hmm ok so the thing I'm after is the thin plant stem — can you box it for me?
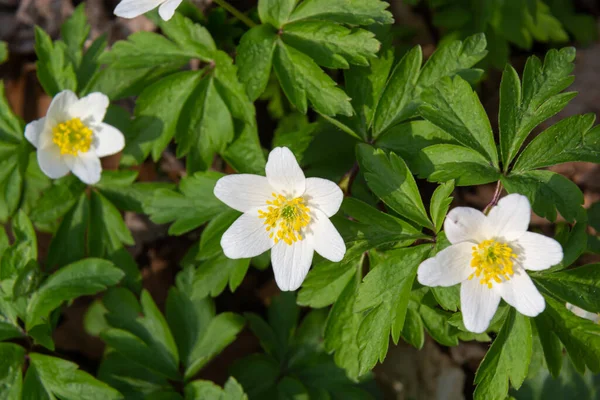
[212,0,256,28]
[483,180,503,215]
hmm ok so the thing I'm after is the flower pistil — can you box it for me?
[258,193,311,245]
[52,117,93,155]
[470,239,516,288]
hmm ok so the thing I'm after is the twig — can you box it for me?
[212,0,256,28]
[483,181,503,215]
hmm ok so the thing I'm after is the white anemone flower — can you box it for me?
[24,90,125,185]
[214,147,346,291]
[114,0,183,21]
[417,194,563,333]
[566,303,600,324]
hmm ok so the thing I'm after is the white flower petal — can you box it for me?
[461,278,501,333]
[444,207,486,244]
[304,177,343,217]
[271,239,314,291]
[265,147,305,197]
[64,152,102,185]
[37,146,69,179]
[214,174,274,213]
[68,93,109,125]
[515,232,563,271]
[221,211,273,259]
[46,90,78,126]
[485,194,530,241]
[24,117,46,148]
[417,242,474,287]
[311,209,345,262]
[114,0,164,18]
[494,269,545,317]
[94,123,125,158]
[158,0,182,20]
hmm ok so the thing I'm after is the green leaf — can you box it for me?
[534,264,600,314]
[144,171,228,235]
[417,144,501,186]
[0,343,25,399]
[356,144,432,229]
[156,13,216,60]
[282,21,380,69]
[46,192,89,267]
[198,210,240,260]
[401,302,424,349]
[29,353,124,400]
[419,75,498,165]
[431,285,461,312]
[192,255,251,298]
[237,24,277,101]
[30,175,86,226]
[419,304,459,347]
[77,34,107,93]
[513,114,600,172]
[498,47,576,168]
[429,180,455,233]
[532,316,563,378]
[96,171,174,213]
[0,82,23,142]
[537,294,600,373]
[273,40,353,117]
[473,309,532,400]
[101,289,180,381]
[342,25,394,139]
[272,114,318,164]
[0,41,7,65]
[26,258,124,330]
[502,170,583,222]
[375,120,459,172]
[417,33,487,90]
[61,3,89,68]
[121,70,203,165]
[371,45,422,136]
[354,246,431,374]
[176,74,234,172]
[185,377,247,400]
[259,0,297,28]
[231,354,280,399]
[34,26,77,95]
[98,31,198,69]
[289,0,393,25]
[88,191,134,258]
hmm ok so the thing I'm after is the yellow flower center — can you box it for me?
[52,118,93,155]
[470,239,516,288]
[258,193,311,245]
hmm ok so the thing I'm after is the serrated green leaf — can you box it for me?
[78,34,107,94]
[0,343,25,399]
[1,211,37,280]
[372,45,422,136]
[430,180,455,233]
[354,246,431,373]
[499,47,576,168]
[432,284,461,312]
[34,27,77,95]
[177,74,234,172]
[282,21,380,69]
[157,13,216,60]
[88,191,134,258]
[192,255,250,298]
[419,303,459,347]
[289,0,393,25]
[532,315,563,378]
[417,144,501,186]
[473,309,532,400]
[26,258,124,330]
[273,40,353,117]
[61,3,89,68]
[534,264,600,314]
[502,170,583,222]
[30,175,86,226]
[29,353,123,400]
[537,294,600,374]
[101,289,180,381]
[513,114,600,172]
[419,75,498,165]
[401,301,425,349]
[122,70,203,165]
[272,113,318,164]
[259,0,297,28]
[144,172,228,235]
[237,24,277,101]
[185,377,247,400]
[357,144,432,228]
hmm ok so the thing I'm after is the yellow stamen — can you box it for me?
[52,118,93,155]
[470,239,516,288]
[258,193,311,246]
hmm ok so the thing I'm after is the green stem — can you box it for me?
[212,0,256,28]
